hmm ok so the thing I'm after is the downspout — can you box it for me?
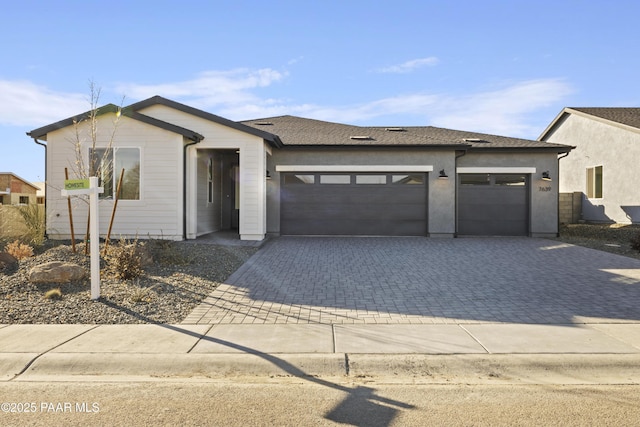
[31,137,48,238]
[453,148,468,237]
[183,137,203,240]
[556,151,571,237]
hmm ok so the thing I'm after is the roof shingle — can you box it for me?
[241,115,571,151]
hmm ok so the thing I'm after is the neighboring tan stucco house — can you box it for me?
[539,108,640,224]
[0,173,40,205]
[28,96,571,241]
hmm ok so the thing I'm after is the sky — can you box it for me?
[1,0,639,183]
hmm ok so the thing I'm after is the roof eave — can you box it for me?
[27,104,122,140]
[128,96,282,147]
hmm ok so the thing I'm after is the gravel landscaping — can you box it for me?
[551,223,640,261]
[1,223,640,324]
[0,240,257,324]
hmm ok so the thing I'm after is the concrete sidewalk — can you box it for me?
[2,323,640,383]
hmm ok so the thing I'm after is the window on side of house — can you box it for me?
[89,147,141,200]
[19,196,29,204]
[586,166,603,199]
[207,157,214,204]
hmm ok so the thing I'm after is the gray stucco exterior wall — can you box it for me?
[457,151,561,237]
[543,113,640,224]
[267,148,561,238]
[268,148,456,236]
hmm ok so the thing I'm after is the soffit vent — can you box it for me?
[350,135,374,140]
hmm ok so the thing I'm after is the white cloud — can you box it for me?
[0,71,572,141]
[228,79,572,138]
[115,68,288,110]
[0,80,87,127]
[376,57,440,74]
[424,79,574,136]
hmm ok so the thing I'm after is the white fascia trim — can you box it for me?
[275,165,434,172]
[456,167,537,174]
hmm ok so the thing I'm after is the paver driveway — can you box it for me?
[183,237,640,325]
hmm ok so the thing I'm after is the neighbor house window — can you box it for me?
[19,196,29,204]
[586,166,603,198]
[89,147,140,200]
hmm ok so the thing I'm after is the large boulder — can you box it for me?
[28,261,87,284]
[0,252,18,274]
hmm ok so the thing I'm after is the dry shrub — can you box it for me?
[44,288,62,300]
[6,240,34,260]
[103,238,144,280]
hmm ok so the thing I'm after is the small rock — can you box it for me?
[28,261,87,284]
[0,252,19,274]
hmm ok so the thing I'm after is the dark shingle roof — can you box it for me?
[241,115,571,152]
[568,107,640,129]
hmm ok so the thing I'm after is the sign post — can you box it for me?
[62,177,104,300]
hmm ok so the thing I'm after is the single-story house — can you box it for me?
[539,107,640,224]
[0,172,40,205]
[28,96,572,241]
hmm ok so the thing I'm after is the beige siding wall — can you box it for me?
[45,113,184,240]
[139,105,267,240]
[545,114,640,223]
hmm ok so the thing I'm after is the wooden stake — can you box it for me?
[64,168,76,253]
[103,168,125,254]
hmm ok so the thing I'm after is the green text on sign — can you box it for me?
[64,179,90,190]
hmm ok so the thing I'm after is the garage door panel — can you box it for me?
[458,174,529,236]
[283,189,424,205]
[458,220,527,236]
[282,204,426,221]
[458,204,528,221]
[283,219,427,236]
[281,173,427,236]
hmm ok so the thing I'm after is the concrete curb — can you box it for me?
[7,352,640,384]
[347,354,640,384]
[13,353,347,382]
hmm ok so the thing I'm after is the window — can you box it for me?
[460,174,490,185]
[90,148,140,200]
[495,175,526,186]
[392,174,424,185]
[586,166,603,198]
[320,175,350,184]
[283,174,315,185]
[207,157,214,204]
[19,196,29,204]
[356,175,386,184]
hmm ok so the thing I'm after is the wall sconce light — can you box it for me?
[438,169,449,180]
[266,170,272,180]
[541,171,552,181]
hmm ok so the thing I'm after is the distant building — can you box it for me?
[0,173,41,205]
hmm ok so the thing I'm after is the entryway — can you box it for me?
[197,149,239,236]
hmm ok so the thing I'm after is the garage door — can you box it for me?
[281,173,427,236]
[458,174,529,236]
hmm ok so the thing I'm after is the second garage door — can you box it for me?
[458,173,529,236]
[281,172,427,236]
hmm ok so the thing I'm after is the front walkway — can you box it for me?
[182,237,640,325]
